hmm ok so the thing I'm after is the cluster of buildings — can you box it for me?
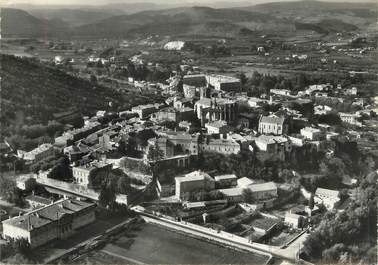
[173,170,278,204]
[3,45,376,254]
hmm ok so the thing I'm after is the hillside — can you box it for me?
[1,8,68,38]
[2,3,374,38]
[27,8,117,26]
[73,6,285,38]
[295,19,359,34]
[0,55,161,136]
[250,1,376,12]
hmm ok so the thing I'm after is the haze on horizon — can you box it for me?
[3,0,372,7]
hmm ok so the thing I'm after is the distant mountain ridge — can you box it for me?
[248,0,376,12]
[27,8,117,26]
[2,1,374,38]
[71,6,287,38]
[1,8,69,37]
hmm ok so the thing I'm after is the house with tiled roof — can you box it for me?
[2,199,96,248]
[258,114,288,135]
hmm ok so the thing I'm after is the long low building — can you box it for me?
[2,199,96,248]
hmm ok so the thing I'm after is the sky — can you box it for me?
[3,0,369,6]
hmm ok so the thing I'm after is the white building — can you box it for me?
[314,105,332,115]
[339,112,362,126]
[199,137,241,155]
[258,114,288,135]
[206,74,241,92]
[254,135,291,155]
[164,41,185,50]
[54,55,64,65]
[284,212,305,229]
[345,87,358,96]
[72,162,112,186]
[300,127,323,141]
[205,120,233,135]
[270,89,291,97]
[248,182,278,200]
[314,188,340,210]
[248,97,267,108]
[175,171,215,201]
[18,144,55,163]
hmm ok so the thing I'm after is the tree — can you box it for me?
[249,71,262,86]
[279,169,295,183]
[10,238,31,258]
[48,156,72,181]
[117,176,130,195]
[303,172,377,264]
[320,157,345,185]
[90,74,97,83]
[242,188,254,203]
[237,72,248,88]
[98,182,116,209]
[0,177,25,207]
[309,193,315,210]
[322,243,346,262]
[147,140,164,162]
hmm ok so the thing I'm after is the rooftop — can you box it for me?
[214,174,237,181]
[25,144,53,156]
[3,199,95,231]
[249,182,277,192]
[25,195,53,205]
[219,187,243,197]
[301,127,321,133]
[256,135,288,144]
[237,177,254,187]
[176,171,212,183]
[260,114,285,125]
[315,187,340,198]
[195,98,236,107]
[206,74,240,83]
[205,120,228,128]
[250,216,280,231]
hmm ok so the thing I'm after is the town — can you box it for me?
[0,1,377,265]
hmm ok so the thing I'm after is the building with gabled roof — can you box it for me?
[315,187,340,210]
[175,171,215,201]
[2,199,96,248]
[248,182,278,200]
[258,114,288,135]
